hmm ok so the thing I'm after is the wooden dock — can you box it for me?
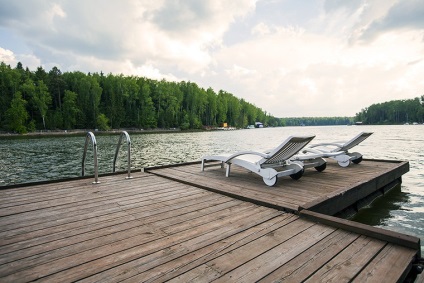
[0,159,421,282]
[148,159,409,215]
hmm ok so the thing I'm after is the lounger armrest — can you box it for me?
[224,151,269,162]
[302,148,346,157]
[293,152,323,160]
[302,148,323,154]
[322,151,345,157]
[309,142,344,148]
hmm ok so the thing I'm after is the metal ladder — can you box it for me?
[113,131,132,179]
[82,132,100,184]
[82,131,132,184]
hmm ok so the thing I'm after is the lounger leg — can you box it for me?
[201,159,205,171]
[226,163,231,177]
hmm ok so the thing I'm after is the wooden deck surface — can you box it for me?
[148,159,409,214]
[0,159,420,282]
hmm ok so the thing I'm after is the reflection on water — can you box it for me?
[0,125,423,250]
[351,185,410,226]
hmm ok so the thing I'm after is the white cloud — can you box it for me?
[252,22,271,35]
[0,0,258,76]
[16,53,42,70]
[46,3,66,23]
[0,0,423,117]
[0,47,15,64]
[129,61,180,82]
[211,12,424,117]
[226,64,257,77]
[0,47,42,70]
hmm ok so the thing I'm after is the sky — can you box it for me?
[1,0,423,118]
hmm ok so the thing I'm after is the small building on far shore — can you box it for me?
[255,122,264,128]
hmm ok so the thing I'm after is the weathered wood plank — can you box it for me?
[164,218,318,282]
[149,167,302,212]
[24,208,281,282]
[304,235,386,283]
[0,185,213,244]
[300,210,421,251]
[0,172,148,199]
[0,202,260,274]
[212,223,336,282]
[138,214,299,283]
[352,244,417,283]
[0,175,173,216]
[259,229,360,282]
[72,213,296,283]
[0,196,237,260]
[0,185,207,233]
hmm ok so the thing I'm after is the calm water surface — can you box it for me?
[0,125,423,249]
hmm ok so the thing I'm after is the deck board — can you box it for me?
[352,244,418,282]
[257,229,360,282]
[0,159,419,282]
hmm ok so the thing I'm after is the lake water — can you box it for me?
[0,125,423,250]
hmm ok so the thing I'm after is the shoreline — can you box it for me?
[0,128,186,138]
[0,127,244,138]
[1,123,421,138]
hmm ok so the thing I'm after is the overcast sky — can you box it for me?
[1,0,423,117]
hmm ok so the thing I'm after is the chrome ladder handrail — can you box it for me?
[113,131,132,179]
[82,131,100,184]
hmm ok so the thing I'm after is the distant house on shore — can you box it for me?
[255,122,264,128]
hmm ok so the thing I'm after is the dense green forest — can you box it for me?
[355,97,424,124]
[1,62,285,133]
[3,62,422,134]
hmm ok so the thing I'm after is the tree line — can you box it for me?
[4,61,419,133]
[355,97,424,124]
[281,117,354,126]
[1,62,283,133]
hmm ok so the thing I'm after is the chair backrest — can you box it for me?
[339,132,373,152]
[261,135,315,166]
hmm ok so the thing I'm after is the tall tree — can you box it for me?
[121,76,140,127]
[205,88,217,126]
[62,90,79,129]
[101,74,125,128]
[48,66,66,110]
[5,91,29,133]
[0,63,14,127]
[32,80,52,129]
[137,78,156,128]
[34,66,47,82]
[217,90,228,125]
[73,74,102,128]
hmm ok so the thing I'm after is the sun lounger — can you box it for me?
[302,132,373,167]
[201,135,315,186]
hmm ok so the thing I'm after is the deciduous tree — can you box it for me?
[5,92,29,133]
